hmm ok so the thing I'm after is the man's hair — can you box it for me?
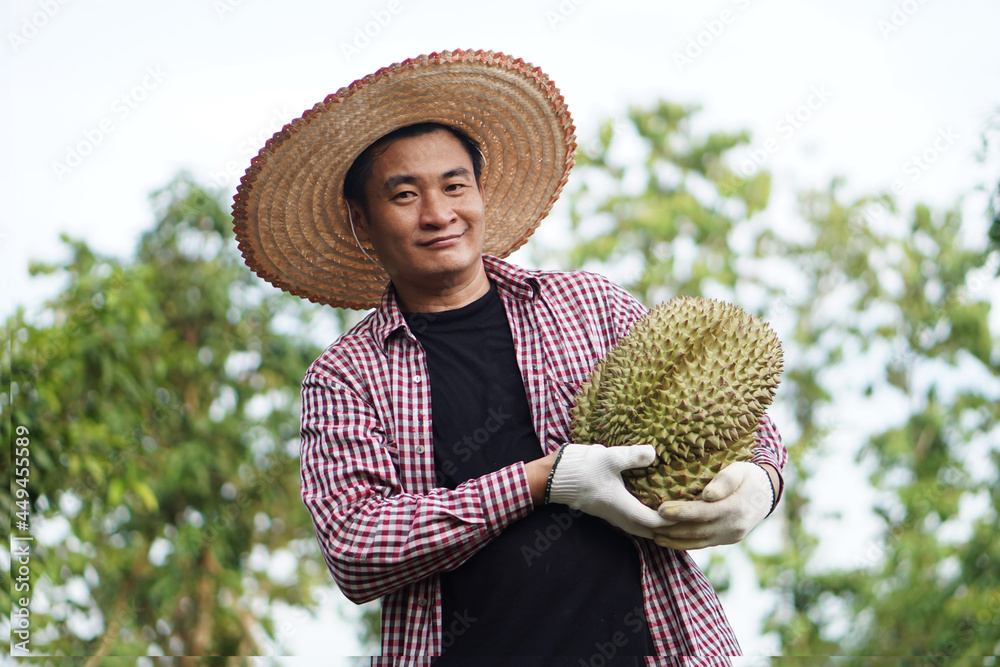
[342,122,484,211]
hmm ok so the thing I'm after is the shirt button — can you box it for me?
[415,445,425,454]
[417,597,428,606]
[414,375,423,383]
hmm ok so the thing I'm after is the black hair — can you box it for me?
[342,123,484,212]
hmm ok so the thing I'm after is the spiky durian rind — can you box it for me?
[569,296,783,507]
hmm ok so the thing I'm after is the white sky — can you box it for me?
[5,0,1000,662]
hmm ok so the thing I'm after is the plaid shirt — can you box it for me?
[300,256,787,665]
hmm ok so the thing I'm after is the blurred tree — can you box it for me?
[553,100,771,305]
[560,101,1000,660]
[2,174,351,661]
[982,109,1000,261]
[990,189,999,255]
[753,191,999,662]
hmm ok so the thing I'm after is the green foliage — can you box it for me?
[564,101,770,304]
[4,174,336,659]
[753,187,999,660]
[563,101,1000,660]
[982,110,1000,263]
[989,182,1000,258]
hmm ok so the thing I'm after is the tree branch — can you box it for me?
[191,546,218,655]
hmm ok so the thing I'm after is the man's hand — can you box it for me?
[548,444,673,539]
[653,461,775,550]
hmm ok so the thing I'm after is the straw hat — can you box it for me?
[232,49,577,309]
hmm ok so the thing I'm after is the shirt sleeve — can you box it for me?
[750,414,787,505]
[606,278,650,343]
[299,368,535,604]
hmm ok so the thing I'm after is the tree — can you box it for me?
[981,108,1000,260]
[3,174,345,661]
[559,101,1000,660]
[755,190,999,661]
[553,100,771,306]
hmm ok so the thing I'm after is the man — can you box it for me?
[232,50,786,665]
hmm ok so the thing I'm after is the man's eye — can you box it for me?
[446,183,466,192]
[393,191,415,200]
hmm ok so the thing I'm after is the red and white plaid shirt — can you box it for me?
[300,256,787,665]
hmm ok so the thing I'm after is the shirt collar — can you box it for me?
[482,254,540,302]
[368,255,540,349]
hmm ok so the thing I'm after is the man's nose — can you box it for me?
[419,190,455,226]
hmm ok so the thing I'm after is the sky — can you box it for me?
[5,0,1000,661]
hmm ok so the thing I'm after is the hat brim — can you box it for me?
[231,49,577,309]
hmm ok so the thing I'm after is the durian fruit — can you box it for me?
[569,296,783,507]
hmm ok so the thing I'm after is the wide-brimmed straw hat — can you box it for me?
[231,49,577,310]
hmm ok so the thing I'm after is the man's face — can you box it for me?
[350,129,487,295]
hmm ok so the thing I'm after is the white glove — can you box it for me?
[548,444,673,539]
[653,461,775,550]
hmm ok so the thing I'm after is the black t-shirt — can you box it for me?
[403,282,654,663]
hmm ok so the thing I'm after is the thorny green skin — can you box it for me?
[569,296,784,506]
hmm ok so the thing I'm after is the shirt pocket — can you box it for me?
[544,371,589,448]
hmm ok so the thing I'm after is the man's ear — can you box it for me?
[347,200,370,242]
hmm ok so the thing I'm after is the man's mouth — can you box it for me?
[420,233,463,247]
